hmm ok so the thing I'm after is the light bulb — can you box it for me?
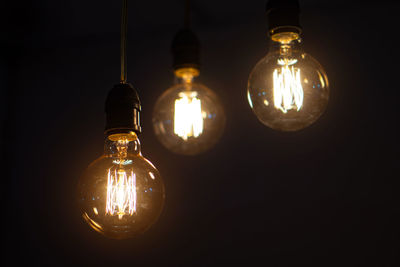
[153,68,225,155]
[247,33,329,131]
[77,132,165,239]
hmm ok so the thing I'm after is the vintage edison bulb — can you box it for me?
[153,68,225,155]
[77,132,165,239]
[247,33,329,131]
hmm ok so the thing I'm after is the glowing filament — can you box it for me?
[174,93,203,140]
[273,59,304,113]
[106,169,137,219]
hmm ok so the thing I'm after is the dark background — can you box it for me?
[2,0,399,266]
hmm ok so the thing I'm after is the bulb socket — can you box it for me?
[266,0,302,37]
[104,83,141,135]
[171,28,200,71]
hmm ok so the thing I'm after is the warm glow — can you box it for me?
[106,168,137,219]
[174,67,200,81]
[273,59,303,113]
[174,92,204,140]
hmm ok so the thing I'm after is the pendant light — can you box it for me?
[152,0,226,155]
[77,0,165,239]
[247,0,329,131]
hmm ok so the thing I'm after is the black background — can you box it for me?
[2,0,399,266]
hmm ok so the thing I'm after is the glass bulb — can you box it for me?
[153,68,225,155]
[247,33,329,131]
[77,132,165,239]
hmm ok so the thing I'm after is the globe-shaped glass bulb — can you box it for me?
[153,68,225,155]
[247,35,329,131]
[77,132,165,239]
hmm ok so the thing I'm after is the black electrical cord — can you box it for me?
[184,0,191,28]
[120,0,128,84]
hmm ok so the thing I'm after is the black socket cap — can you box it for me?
[104,83,141,134]
[171,28,200,70]
[266,0,302,35]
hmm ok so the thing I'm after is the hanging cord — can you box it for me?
[184,0,190,28]
[120,0,128,84]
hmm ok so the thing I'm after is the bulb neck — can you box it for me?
[269,38,302,56]
[104,132,141,157]
[174,67,199,85]
[270,31,301,45]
